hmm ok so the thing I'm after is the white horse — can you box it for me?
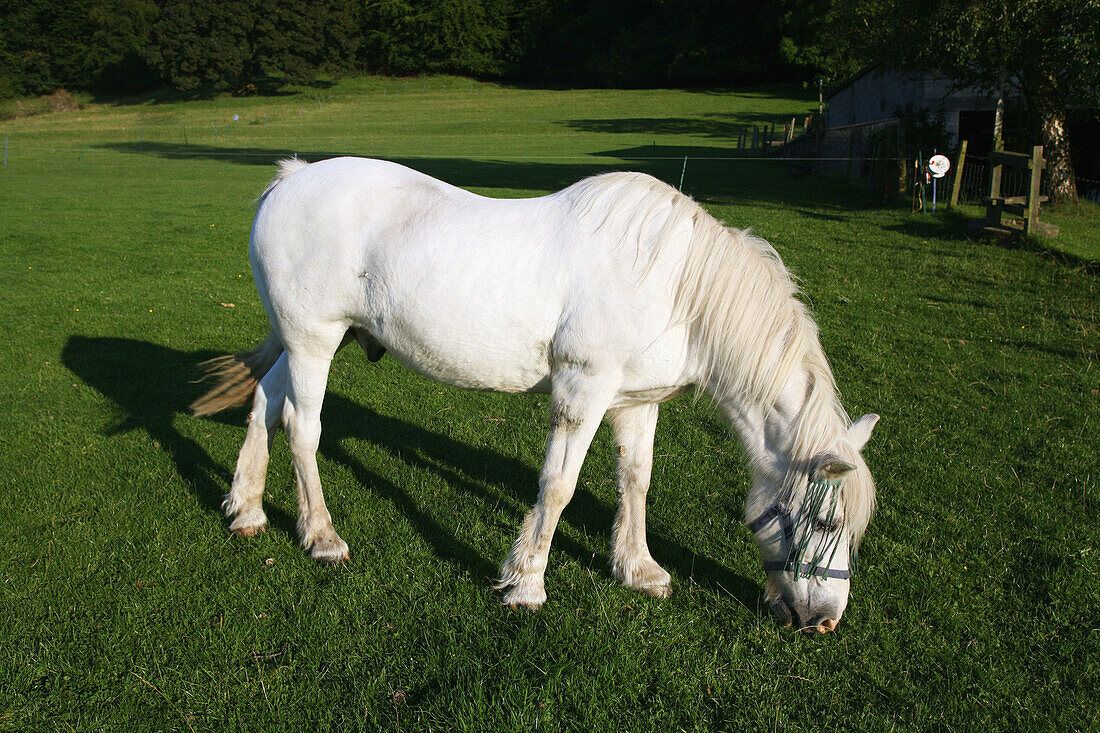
[193,157,879,634]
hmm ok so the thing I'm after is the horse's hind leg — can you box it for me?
[283,328,349,563]
[607,403,671,598]
[224,352,288,536]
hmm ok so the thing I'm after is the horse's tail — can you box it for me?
[259,157,309,199]
[190,333,284,417]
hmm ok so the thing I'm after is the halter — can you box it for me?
[746,478,851,580]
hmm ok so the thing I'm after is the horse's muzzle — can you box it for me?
[768,598,839,634]
[801,615,839,635]
[768,598,794,627]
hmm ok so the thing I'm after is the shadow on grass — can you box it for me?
[61,335,763,611]
[886,210,1099,274]
[561,111,793,138]
[100,140,869,212]
[87,78,338,108]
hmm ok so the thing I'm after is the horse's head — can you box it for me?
[747,413,879,634]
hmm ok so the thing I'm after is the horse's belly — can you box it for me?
[361,278,557,393]
[382,327,553,393]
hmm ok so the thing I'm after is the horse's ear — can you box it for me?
[814,456,855,482]
[848,413,880,452]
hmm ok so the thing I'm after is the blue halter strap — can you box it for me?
[746,479,851,581]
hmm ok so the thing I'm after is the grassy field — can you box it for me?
[1,76,1097,731]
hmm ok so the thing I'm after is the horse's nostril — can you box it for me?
[802,616,838,634]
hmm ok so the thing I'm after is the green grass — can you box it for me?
[1,76,1097,731]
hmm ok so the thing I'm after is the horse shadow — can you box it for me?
[61,335,763,611]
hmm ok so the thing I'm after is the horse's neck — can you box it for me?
[716,367,821,510]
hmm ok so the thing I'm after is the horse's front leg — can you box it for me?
[497,372,617,610]
[224,351,288,536]
[607,402,671,598]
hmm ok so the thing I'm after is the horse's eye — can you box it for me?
[815,519,839,533]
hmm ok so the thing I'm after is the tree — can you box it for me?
[0,0,158,98]
[358,0,510,77]
[145,0,356,93]
[0,0,95,96]
[775,0,864,85]
[86,0,159,92]
[508,0,797,88]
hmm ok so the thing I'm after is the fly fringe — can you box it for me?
[190,333,284,417]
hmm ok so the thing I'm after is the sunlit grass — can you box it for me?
[0,77,1096,731]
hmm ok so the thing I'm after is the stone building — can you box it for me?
[824,64,1006,154]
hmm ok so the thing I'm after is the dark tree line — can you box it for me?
[0,0,813,98]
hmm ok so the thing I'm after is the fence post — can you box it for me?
[3,137,6,166]
[949,139,968,208]
[1026,145,1044,236]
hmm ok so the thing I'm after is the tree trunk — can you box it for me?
[992,73,1005,153]
[1039,106,1078,205]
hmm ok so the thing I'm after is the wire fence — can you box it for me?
[778,119,903,203]
[5,120,1098,206]
[778,120,1093,208]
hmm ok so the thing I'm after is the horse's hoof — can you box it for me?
[638,582,672,599]
[507,601,541,612]
[501,584,546,611]
[616,559,672,598]
[310,537,350,564]
[229,511,268,537]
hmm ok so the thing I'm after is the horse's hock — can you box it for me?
[969,145,1059,239]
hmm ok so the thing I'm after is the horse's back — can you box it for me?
[249,158,692,393]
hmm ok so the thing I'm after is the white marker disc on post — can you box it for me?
[928,154,951,178]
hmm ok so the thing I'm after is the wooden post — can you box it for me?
[1026,145,1043,236]
[988,155,1003,204]
[949,139,968,208]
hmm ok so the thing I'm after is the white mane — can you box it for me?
[563,172,876,542]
